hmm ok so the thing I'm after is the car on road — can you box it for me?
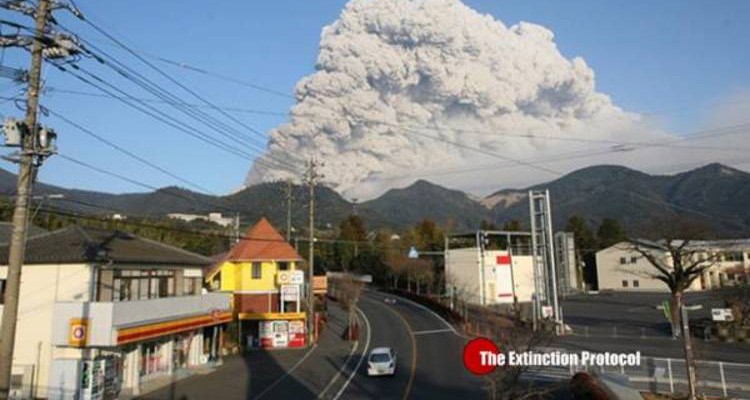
[367,347,396,376]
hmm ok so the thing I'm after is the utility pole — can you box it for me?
[286,179,293,241]
[0,0,52,396]
[304,159,320,346]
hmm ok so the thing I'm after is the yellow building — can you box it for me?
[206,218,306,348]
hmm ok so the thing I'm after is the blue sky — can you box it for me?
[1,0,749,195]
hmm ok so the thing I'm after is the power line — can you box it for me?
[47,21,300,172]
[45,106,216,194]
[44,87,288,117]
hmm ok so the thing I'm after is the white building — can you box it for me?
[167,212,235,228]
[445,231,536,306]
[0,226,231,399]
[596,240,750,292]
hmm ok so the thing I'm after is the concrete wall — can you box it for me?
[446,247,481,304]
[0,263,92,398]
[446,248,536,305]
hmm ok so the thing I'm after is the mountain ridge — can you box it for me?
[1,163,748,236]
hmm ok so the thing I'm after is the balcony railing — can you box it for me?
[51,293,231,347]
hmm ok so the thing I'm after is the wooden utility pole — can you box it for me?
[305,159,319,346]
[681,304,697,400]
[286,179,293,241]
[0,0,52,397]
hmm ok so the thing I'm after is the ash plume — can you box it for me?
[246,0,664,198]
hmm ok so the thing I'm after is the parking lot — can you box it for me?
[561,290,732,338]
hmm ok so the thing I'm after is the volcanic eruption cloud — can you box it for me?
[245,0,671,199]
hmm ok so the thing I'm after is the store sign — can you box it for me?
[69,318,89,347]
[711,308,734,322]
[290,270,304,285]
[281,284,300,302]
[278,270,304,285]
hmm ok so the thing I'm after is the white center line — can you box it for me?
[412,328,454,336]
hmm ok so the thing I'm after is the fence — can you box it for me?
[530,355,750,399]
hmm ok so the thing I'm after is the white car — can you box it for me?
[367,347,397,376]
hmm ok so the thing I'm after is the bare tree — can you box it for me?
[336,274,363,340]
[470,307,559,400]
[627,220,717,400]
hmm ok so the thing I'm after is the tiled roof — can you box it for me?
[0,225,211,266]
[226,217,302,262]
[0,222,47,244]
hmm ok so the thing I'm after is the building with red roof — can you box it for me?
[206,218,307,348]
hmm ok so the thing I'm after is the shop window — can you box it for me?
[278,261,289,271]
[252,262,262,279]
[622,280,628,288]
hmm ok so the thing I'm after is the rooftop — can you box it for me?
[0,225,212,266]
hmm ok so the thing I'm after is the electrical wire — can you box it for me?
[45,106,216,194]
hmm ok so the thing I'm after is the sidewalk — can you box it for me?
[137,301,361,400]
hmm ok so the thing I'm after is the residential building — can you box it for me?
[0,226,231,399]
[205,218,306,349]
[445,231,536,306]
[596,240,750,291]
[166,212,235,228]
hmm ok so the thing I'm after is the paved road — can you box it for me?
[140,291,484,400]
[337,290,483,400]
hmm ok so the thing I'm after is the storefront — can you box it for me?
[238,312,307,349]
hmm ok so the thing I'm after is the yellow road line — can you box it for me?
[372,297,417,400]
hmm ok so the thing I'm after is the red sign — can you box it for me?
[496,255,512,265]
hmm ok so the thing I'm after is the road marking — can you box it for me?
[318,310,366,399]
[332,307,371,400]
[366,289,459,337]
[412,328,454,336]
[375,297,418,400]
[251,343,317,400]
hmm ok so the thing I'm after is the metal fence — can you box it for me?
[531,356,750,399]
[568,324,670,339]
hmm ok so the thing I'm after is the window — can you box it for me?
[278,261,289,271]
[630,256,637,264]
[633,280,639,288]
[183,277,201,295]
[0,279,5,304]
[112,269,176,302]
[252,262,262,279]
[619,257,627,265]
[622,280,629,288]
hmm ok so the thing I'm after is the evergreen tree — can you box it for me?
[597,218,627,249]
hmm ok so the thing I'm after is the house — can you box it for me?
[596,240,750,291]
[167,212,235,228]
[0,225,232,399]
[205,218,306,349]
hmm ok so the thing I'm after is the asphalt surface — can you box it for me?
[139,291,485,400]
[340,290,484,400]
